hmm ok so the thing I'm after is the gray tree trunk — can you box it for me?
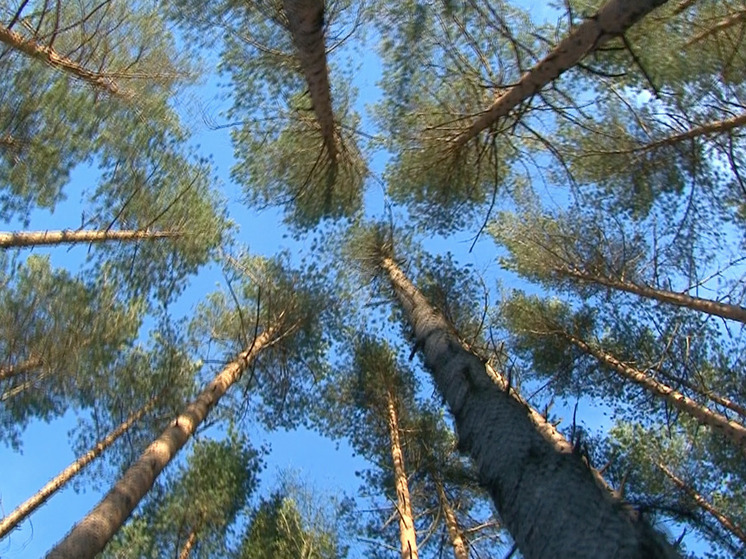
[378,254,678,559]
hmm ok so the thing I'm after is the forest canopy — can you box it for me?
[0,0,745,558]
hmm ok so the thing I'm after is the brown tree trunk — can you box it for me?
[378,254,677,558]
[46,330,274,559]
[282,0,339,162]
[452,0,668,149]
[0,229,179,249]
[564,268,746,324]
[0,393,161,539]
[177,528,199,559]
[656,461,746,545]
[386,388,419,559]
[433,477,468,559]
[564,333,746,454]
[0,24,131,98]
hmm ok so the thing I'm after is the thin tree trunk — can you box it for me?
[452,0,668,149]
[46,330,274,559]
[604,112,746,155]
[564,333,746,454]
[0,392,161,539]
[378,255,677,558]
[562,268,746,324]
[0,356,43,381]
[433,477,468,559]
[386,388,419,559]
[282,0,339,162]
[177,528,199,559]
[656,461,746,545]
[686,9,746,45]
[0,229,180,249]
[0,24,131,98]
[651,365,746,419]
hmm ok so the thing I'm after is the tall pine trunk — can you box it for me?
[0,392,160,539]
[563,268,746,324]
[386,387,419,559]
[0,357,42,382]
[46,330,274,559]
[433,477,468,559]
[0,24,130,97]
[0,229,179,249]
[564,332,746,454]
[377,254,676,558]
[452,0,668,149]
[282,0,338,162]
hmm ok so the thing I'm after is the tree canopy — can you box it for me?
[1,0,744,558]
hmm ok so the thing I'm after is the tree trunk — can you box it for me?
[433,477,468,559]
[0,229,179,249]
[177,527,199,559]
[386,388,419,559]
[656,461,746,545]
[564,333,746,454]
[686,9,746,45]
[0,392,161,539]
[46,330,274,559]
[586,112,746,156]
[0,357,43,381]
[452,0,668,149]
[0,24,131,98]
[378,254,677,559]
[563,268,746,324]
[282,0,339,162]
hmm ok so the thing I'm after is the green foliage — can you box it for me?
[0,255,143,449]
[0,0,194,222]
[237,487,346,559]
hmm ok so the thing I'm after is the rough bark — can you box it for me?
[46,330,274,559]
[563,268,746,324]
[656,461,746,545]
[378,255,677,559]
[0,393,160,539]
[0,24,131,98]
[564,333,746,454]
[434,477,468,559]
[452,0,669,149]
[0,229,179,249]
[282,0,339,162]
[386,388,419,559]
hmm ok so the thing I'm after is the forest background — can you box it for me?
[0,0,744,558]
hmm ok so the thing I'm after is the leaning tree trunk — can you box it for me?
[0,392,161,539]
[377,254,677,559]
[433,477,468,559]
[0,24,131,97]
[564,332,746,455]
[452,0,669,149]
[0,357,43,382]
[46,330,275,559]
[656,461,746,546]
[386,387,419,559]
[563,268,746,324]
[282,0,339,162]
[0,229,179,249]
